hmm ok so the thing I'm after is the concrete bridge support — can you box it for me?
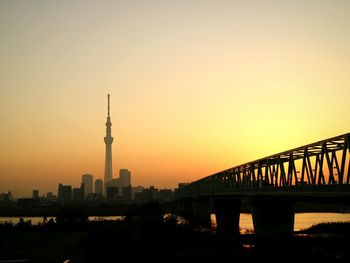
[214,198,241,236]
[252,198,295,237]
[191,198,212,227]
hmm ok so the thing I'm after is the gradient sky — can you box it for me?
[0,0,349,197]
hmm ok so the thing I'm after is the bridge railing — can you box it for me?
[175,133,350,199]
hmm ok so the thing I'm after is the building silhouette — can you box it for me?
[107,186,119,200]
[94,179,103,195]
[72,187,83,202]
[104,94,113,195]
[107,169,132,196]
[46,192,54,200]
[58,183,72,203]
[119,169,131,188]
[82,174,93,197]
[158,189,173,201]
[132,186,144,200]
[122,185,132,200]
[135,186,158,201]
[32,190,39,199]
[0,192,14,204]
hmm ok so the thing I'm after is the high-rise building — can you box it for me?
[119,169,131,188]
[82,174,93,197]
[95,179,103,195]
[104,94,113,194]
[58,183,72,203]
[32,190,39,199]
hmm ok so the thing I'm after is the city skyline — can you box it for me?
[1,1,350,197]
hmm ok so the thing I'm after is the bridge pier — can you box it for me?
[252,198,295,237]
[214,198,241,236]
[191,198,212,227]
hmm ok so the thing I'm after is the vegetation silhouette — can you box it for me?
[81,201,243,263]
[300,222,350,234]
[55,205,88,226]
[0,203,349,262]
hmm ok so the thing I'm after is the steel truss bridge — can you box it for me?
[176,133,350,199]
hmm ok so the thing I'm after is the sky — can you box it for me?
[0,0,349,197]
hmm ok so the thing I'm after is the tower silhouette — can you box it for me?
[104,94,113,194]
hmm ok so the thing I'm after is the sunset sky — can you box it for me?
[1,0,349,197]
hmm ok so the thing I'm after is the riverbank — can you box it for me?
[0,214,349,263]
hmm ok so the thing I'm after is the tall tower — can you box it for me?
[104,94,113,193]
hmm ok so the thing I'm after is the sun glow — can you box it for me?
[0,1,349,196]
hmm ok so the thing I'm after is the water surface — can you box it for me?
[1,213,349,233]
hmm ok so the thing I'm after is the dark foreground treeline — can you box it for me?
[0,202,349,263]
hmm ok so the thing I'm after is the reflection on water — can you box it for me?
[0,216,124,225]
[294,213,350,231]
[210,213,350,233]
[0,213,349,232]
[0,217,54,225]
[211,213,254,234]
[88,216,124,221]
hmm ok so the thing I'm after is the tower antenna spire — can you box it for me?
[108,94,110,117]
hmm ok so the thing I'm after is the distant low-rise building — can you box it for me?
[135,186,158,201]
[72,187,84,202]
[87,193,104,202]
[0,192,14,204]
[43,192,57,203]
[132,186,144,200]
[122,185,132,200]
[17,198,39,207]
[157,189,173,201]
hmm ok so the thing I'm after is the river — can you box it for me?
[221,212,350,233]
[1,213,349,232]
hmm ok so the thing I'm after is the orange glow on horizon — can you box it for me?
[0,1,349,197]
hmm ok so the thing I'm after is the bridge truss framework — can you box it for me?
[178,133,350,198]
